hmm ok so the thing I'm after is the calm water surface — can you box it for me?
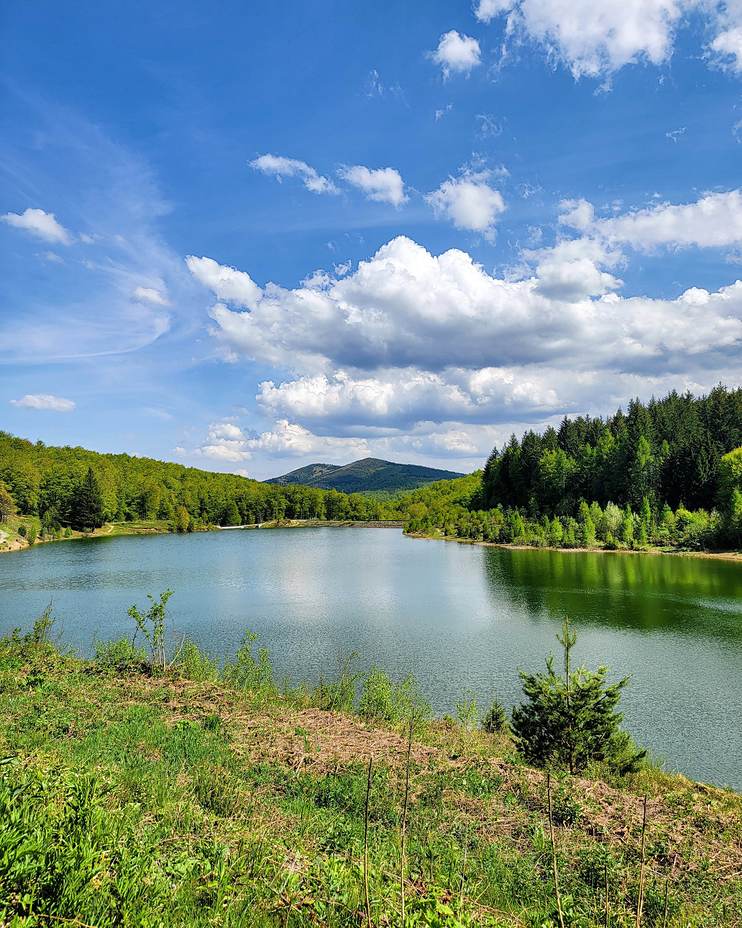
[0,528,740,788]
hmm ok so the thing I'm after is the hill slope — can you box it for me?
[1,628,739,926]
[266,457,465,493]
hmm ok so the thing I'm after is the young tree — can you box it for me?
[128,589,175,672]
[511,620,645,776]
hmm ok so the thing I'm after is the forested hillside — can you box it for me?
[400,387,742,551]
[483,386,741,513]
[267,457,465,493]
[0,432,388,536]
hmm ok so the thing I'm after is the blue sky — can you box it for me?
[2,1,741,478]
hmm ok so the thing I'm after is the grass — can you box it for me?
[0,626,740,927]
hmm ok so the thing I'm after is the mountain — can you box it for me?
[265,463,341,486]
[265,457,465,494]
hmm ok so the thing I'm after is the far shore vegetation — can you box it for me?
[1,386,741,557]
[1,594,740,926]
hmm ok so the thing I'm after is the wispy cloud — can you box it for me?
[10,393,75,412]
[249,153,338,194]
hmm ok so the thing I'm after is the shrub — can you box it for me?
[358,667,430,724]
[511,620,645,776]
[94,637,147,673]
[174,639,218,682]
[17,524,27,538]
[482,698,509,734]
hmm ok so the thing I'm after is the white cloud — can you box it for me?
[426,172,506,239]
[195,418,369,463]
[338,165,407,207]
[560,190,742,250]
[474,0,515,23]
[431,31,482,77]
[2,208,73,244]
[244,420,368,457]
[709,0,742,72]
[509,0,684,78]
[712,26,742,69]
[532,237,623,300]
[249,153,338,194]
[133,285,170,306]
[258,367,562,429]
[475,0,742,79]
[10,393,75,412]
[197,421,252,462]
[186,255,262,309]
[207,234,742,383]
[558,198,595,231]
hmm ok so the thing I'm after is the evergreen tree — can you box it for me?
[71,467,105,530]
[511,621,645,775]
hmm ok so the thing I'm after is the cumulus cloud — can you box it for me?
[245,420,368,457]
[10,393,75,412]
[207,234,742,380]
[532,237,623,300]
[186,255,262,309]
[133,286,170,306]
[196,421,252,462]
[2,208,73,244]
[195,418,369,463]
[426,172,506,239]
[257,368,562,429]
[192,181,742,453]
[338,165,407,207]
[560,190,742,250]
[475,0,742,79]
[249,153,338,194]
[431,30,482,77]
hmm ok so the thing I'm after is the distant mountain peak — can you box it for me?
[265,457,465,494]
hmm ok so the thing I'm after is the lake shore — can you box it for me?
[1,632,740,925]
[0,517,405,554]
[405,530,742,562]
[2,516,739,562]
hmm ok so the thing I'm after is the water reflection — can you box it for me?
[484,546,742,639]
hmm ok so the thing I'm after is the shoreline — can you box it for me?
[1,517,739,562]
[405,530,742,563]
[222,518,404,530]
[0,518,405,554]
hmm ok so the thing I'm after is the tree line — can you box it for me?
[399,386,742,550]
[0,432,389,534]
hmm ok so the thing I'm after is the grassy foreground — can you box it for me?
[0,629,740,927]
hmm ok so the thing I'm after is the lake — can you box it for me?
[0,527,740,789]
